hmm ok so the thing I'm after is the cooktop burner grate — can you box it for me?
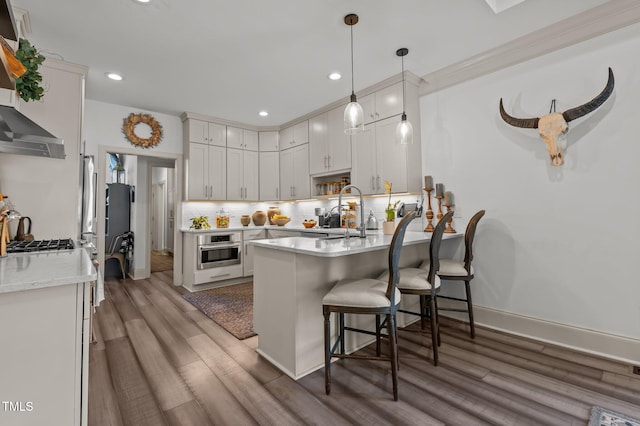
[6,239,75,253]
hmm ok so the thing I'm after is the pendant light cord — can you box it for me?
[401,54,406,114]
[350,24,355,96]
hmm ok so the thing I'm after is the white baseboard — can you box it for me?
[129,268,149,281]
[441,304,640,365]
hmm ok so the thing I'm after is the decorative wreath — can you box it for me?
[122,113,163,148]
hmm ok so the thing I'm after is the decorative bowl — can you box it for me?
[273,217,291,227]
[302,221,317,229]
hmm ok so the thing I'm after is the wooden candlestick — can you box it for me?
[424,188,435,232]
[444,205,456,233]
[436,195,444,224]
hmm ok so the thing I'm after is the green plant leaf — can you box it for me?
[15,38,46,102]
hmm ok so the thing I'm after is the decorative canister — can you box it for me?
[240,215,251,226]
[252,210,267,226]
[267,206,281,225]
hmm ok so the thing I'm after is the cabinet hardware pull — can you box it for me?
[276,187,279,199]
[376,176,381,191]
[328,155,331,169]
[371,176,375,191]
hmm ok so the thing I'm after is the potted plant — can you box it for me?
[383,181,400,235]
[15,38,46,102]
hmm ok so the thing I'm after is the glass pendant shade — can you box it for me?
[344,96,364,135]
[396,113,413,145]
[395,47,413,144]
[343,14,363,135]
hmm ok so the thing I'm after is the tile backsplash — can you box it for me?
[181,193,434,232]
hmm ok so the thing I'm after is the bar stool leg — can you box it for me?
[324,309,331,395]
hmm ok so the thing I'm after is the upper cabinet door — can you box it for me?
[226,147,244,200]
[327,105,351,172]
[259,151,279,200]
[259,131,279,152]
[351,125,376,195]
[359,93,376,125]
[243,150,259,200]
[279,126,293,149]
[208,122,226,147]
[243,129,259,151]
[226,126,244,150]
[208,145,227,199]
[187,142,209,200]
[292,121,309,147]
[374,82,403,122]
[375,116,407,193]
[308,113,328,175]
[187,119,208,144]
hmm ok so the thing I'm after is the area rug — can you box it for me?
[182,282,256,340]
[588,406,640,426]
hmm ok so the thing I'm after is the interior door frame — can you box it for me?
[97,145,183,286]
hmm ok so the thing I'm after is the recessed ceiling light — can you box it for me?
[106,72,123,81]
[328,72,341,81]
[259,111,269,117]
[133,0,151,4]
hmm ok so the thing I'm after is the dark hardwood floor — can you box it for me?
[89,272,640,425]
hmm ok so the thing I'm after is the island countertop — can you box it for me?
[249,231,462,258]
[0,248,97,294]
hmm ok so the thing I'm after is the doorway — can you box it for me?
[150,166,175,273]
[96,145,183,285]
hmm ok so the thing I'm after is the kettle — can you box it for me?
[366,210,379,230]
[15,217,33,241]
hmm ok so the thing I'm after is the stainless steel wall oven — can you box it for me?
[197,232,241,270]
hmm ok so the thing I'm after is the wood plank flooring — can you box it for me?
[89,272,640,425]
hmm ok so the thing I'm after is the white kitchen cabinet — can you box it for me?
[226,127,258,151]
[227,148,259,201]
[187,119,226,146]
[187,142,226,200]
[309,105,351,175]
[259,151,280,200]
[280,120,309,149]
[351,116,407,195]
[243,129,259,151]
[280,144,310,200]
[0,282,90,426]
[259,131,279,151]
[360,81,403,125]
[309,113,328,175]
[226,126,243,149]
[243,229,266,276]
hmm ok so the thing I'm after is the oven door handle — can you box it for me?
[199,243,240,250]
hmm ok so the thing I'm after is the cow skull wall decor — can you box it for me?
[499,68,614,166]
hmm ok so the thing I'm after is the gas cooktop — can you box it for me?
[6,239,75,253]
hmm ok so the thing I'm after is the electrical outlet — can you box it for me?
[633,366,640,375]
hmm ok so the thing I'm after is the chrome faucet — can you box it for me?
[338,185,366,238]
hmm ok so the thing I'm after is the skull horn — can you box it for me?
[499,99,539,129]
[562,67,615,122]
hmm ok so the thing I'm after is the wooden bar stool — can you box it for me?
[379,210,452,366]
[322,212,416,401]
[431,209,485,338]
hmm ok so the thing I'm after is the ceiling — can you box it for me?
[13,0,608,127]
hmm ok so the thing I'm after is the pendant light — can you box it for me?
[395,48,413,144]
[343,13,364,135]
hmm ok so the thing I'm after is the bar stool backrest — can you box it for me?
[426,210,454,285]
[463,210,486,272]
[386,211,416,306]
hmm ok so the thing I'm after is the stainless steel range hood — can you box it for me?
[0,105,65,159]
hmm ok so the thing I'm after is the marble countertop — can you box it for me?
[0,248,98,294]
[250,231,462,258]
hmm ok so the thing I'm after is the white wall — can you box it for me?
[420,22,640,357]
[84,100,182,157]
[85,100,182,280]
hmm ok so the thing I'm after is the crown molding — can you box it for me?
[419,0,640,96]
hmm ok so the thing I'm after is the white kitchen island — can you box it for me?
[0,248,97,426]
[251,230,461,380]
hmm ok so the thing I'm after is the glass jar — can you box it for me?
[316,183,325,196]
[216,208,230,228]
